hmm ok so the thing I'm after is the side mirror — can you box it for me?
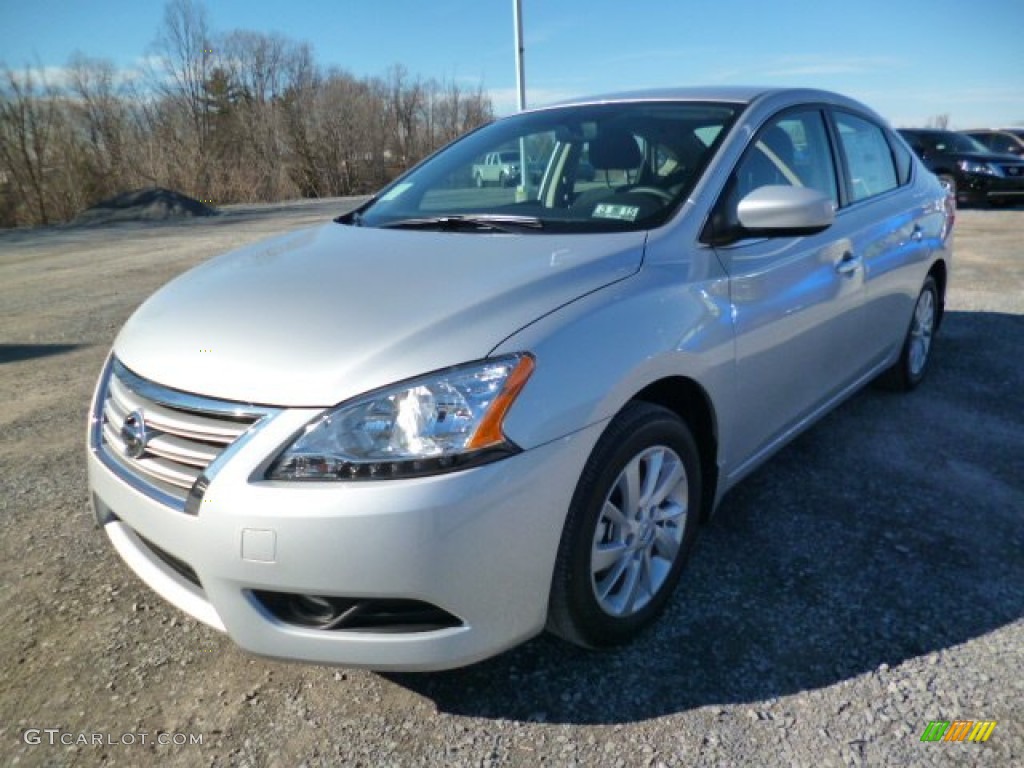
[736,185,836,236]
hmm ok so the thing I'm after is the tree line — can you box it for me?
[0,0,494,228]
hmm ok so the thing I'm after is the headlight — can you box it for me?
[267,354,535,480]
[957,159,1002,177]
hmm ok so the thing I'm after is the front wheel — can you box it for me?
[877,276,939,391]
[547,403,701,648]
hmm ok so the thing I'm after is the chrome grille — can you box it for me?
[91,357,279,511]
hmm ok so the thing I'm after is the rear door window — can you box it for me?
[834,112,899,203]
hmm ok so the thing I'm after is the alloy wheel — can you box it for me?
[590,446,689,617]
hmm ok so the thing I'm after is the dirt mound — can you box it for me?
[73,187,218,225]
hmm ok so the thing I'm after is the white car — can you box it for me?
[88,87,954,670]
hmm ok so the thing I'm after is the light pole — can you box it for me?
[514,0,529,200]
[514,0,526,112]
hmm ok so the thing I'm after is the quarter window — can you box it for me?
[834,112,899,203]
[891,135,913,186]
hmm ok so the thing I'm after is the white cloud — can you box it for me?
[488,85,581,115]
[2,59,151,94]
[2,65,75,89]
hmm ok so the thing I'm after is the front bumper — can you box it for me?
[88,404,603,671]
[960,172,1024,204]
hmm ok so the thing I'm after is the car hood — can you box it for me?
[115,223,646,406]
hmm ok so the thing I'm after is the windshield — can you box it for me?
[348,101,741,233]
[910,131,990,154]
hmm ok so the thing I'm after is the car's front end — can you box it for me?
[899,129,1024,206]
[953,155,1024,205]
[84,193,657,669]
[87,353,609,669]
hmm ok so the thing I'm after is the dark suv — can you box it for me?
[963,129,1024,157]
[898,128,1024,207]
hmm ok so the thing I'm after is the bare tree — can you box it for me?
[0,0,496,227]
[0,65,62,224]
[149,0,216,191]
[385,64,425,164]
[220,31,312,200]
[66,54,136,201]
[282,68,386,197]
[424,77,494,148]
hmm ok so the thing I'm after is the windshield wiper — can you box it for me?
[380,214,544,233]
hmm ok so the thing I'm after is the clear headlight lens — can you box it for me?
[267,354,535,481]
[957,159,1002,177]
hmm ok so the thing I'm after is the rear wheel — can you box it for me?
[877,276,939,391]
[547,403,701,648]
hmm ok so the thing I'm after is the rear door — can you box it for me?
[830,110,936,369]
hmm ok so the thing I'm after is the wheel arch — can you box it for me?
[630,376,719,522]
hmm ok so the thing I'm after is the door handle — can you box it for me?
[835,251,861,275]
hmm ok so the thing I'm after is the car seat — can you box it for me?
[572,129,644,211]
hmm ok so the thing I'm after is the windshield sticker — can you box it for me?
[592,203,640,222]
[379,182,414,202]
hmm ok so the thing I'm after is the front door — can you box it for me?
[714,109,867,474]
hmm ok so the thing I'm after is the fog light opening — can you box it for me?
[289,595,359,629]
[253,590,463,633]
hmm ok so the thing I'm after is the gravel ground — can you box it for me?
[0,202,1021,767]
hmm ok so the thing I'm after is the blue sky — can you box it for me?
[1,0,1022,128]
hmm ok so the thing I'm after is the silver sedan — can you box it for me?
[87,87,953,670]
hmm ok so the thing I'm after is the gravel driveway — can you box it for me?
[1,203,1021,767]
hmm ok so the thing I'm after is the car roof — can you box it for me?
[532,86,870,113]
[543,86,774,107]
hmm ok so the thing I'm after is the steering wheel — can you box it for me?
[626,186,674,202]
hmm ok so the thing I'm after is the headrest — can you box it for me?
[589,130,642,170]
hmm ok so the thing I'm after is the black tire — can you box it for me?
[474,173,484,188]
[498,171,508,187]
[877,276,939,391]
[547,402,701,649]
